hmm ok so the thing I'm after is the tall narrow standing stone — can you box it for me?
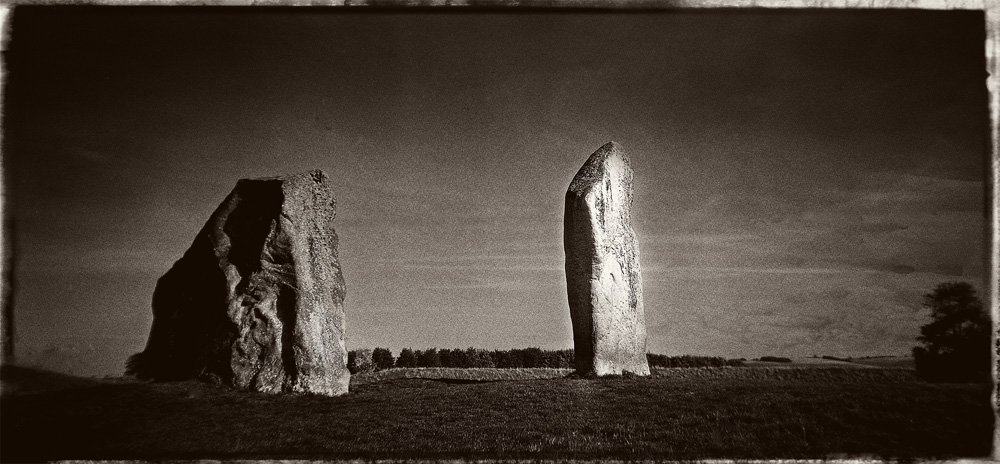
[564,142,650,376]
[128,169,350,396]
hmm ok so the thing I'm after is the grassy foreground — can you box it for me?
[1,365,993,461]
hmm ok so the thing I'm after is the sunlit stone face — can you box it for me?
[565,142,649,376]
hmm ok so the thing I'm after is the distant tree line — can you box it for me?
[347,348,744,373]
[390,347,575,370]
[647,353,744,368]
[756,356,793,363]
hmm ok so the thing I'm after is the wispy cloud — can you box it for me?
[374,254,563,273]
[645,265,846,277]
[640,232,762,246]
[423,279,545,291]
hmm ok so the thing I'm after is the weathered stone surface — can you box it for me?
[564,142,650,376]
[128,169,349,396]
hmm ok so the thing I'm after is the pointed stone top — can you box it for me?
[568,141,632,194]
[241,169,328,184]
[280,169,331,191]
[232,170,333,201]
[600,140,622,151]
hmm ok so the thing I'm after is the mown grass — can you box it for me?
[1,365,992,461]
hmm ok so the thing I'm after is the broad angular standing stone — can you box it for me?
[564,142,650,376]
[128,169,350,396]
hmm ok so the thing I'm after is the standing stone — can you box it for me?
[127,169,349,396]
[564,142,650,376]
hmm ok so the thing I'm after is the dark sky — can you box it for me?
[3,7,988,375]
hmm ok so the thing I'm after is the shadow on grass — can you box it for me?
[1,364,993,462]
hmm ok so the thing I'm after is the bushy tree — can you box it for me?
[442,348,469,367]
[913,282,991,382]
[465,347,495,368]
[646,353,744,368]
[396,348,417,368]
[438,349,454,367]
[492,350,513,368]
[554,349,575,368]
[372,347,394,371]
[347,349,374,374]
[417,348,442,367]
[520,347,543,368]
[458,348,476,367]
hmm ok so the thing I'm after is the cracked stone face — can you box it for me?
[129,169,349,396]
[564,142,650,376]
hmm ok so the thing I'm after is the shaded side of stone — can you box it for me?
[128,170,349,396]
[564,142,650,376]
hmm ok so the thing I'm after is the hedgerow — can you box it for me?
[348,348,744,370]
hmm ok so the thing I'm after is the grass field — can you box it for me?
[1,364,993,461]
[352,367,574,384]
[850,356,919,369]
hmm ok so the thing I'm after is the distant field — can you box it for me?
[742,356,915,370]
[1,364,991,461]
[850,357,917,369]
[352,364,911,384]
